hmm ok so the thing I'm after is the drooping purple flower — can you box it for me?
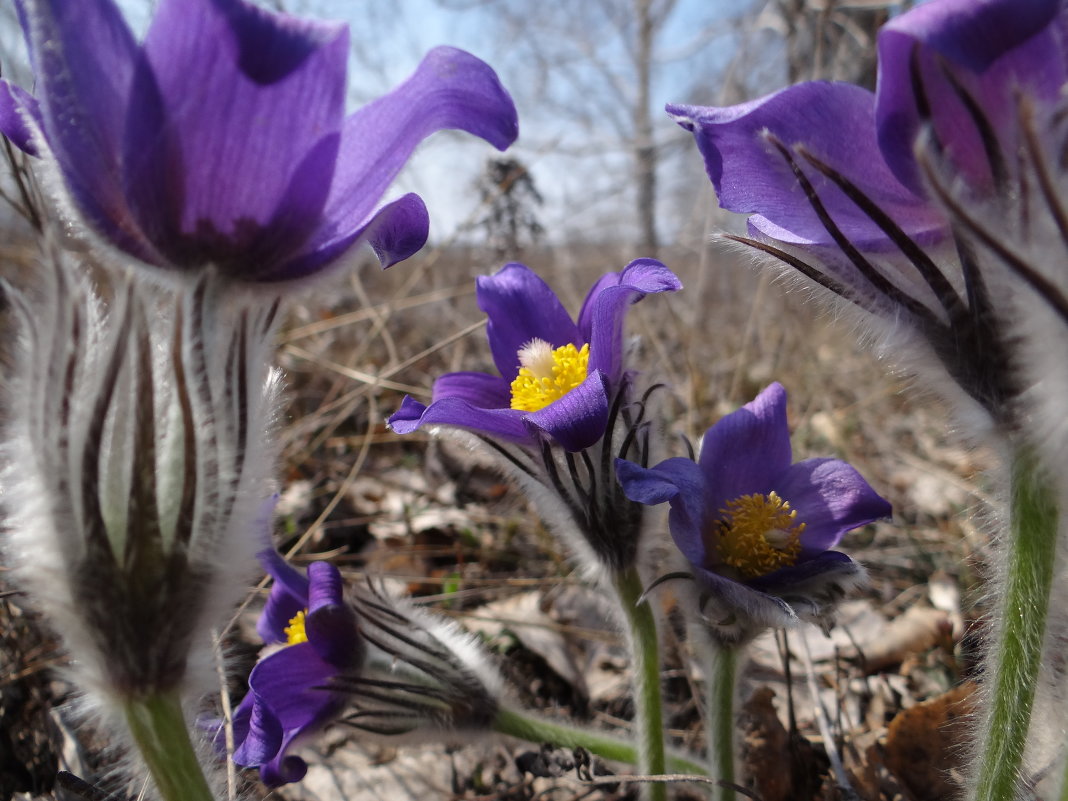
[388,259,681,452]
[617,383,890,641]
[229,551,360,787]
[226,558,504,786]
[667,0,1068,428]
[1,0,518,282]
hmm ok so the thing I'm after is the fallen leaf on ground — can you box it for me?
[881,681,976,801]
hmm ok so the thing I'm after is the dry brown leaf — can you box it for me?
[882,681,976,801]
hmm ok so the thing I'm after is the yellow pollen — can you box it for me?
[510,339,590,412]
[284,609,308,646]
[714,491,805,579]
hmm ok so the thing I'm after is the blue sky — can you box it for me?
[291,0,763,244]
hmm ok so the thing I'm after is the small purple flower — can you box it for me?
[1,0,518,282]
[229,551,360,787]
[667,0,1068,426]
[617,383,890,639]
[388,259,681,452]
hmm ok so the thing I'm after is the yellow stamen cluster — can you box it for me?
[510,339,590,412]
[284,609,309,646]
[715,491,805,579]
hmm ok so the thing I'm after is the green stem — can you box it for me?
[974,449,1058,801]
[493,705,706,776]
[701,636,738,801]
[123,692,215,801]
[612,566,668,801]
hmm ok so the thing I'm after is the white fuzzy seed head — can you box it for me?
[1,248,283,714]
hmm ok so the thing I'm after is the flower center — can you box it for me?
[284,610,308,645]
[714,491,805,579]
[510,339,590,412]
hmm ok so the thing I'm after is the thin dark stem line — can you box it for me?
[920,153,1068,326]
[601,382,629,479]
[721,235,875,314]
[80,283,135,557]
[473,435,538,479]
[565,450,592,504]
[170,299,198,549]
[764,133,939,323]
[539,440,586,523]
[939,57,1008,191]
[125,302,163,574]
[1019,96,1068,252]
[796,145,966,322]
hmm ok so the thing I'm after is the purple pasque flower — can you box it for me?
[230,551,360,787]
[1,0,518,283]
[389,259,681,452]
[668,0,1068,428]
[617,383,890,641]
[390,260,680,573]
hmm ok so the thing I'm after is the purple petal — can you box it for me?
[307,561,344,611]
[477,264,582,379]
[305,605,360,668]
[257,549,309,644]
[881,0,1061,73]
[260,754,309,789]
[232,695,283,767]
[138,0,348,255]
[523,371,609,452]
[303,46,518,262]
[305,562,361,667]
[120,51,181,265]
[247,642,344,733]
[388,394,534,445]
[432,371,511,407]
[363,192,430,268]
[0,81,41,156]
[582,259,682,380]
[216,690,255,756]
[876,0,1066,193]
[776,458,892,554]
[575,272,619,341]
[698,383,793,512]
[273,193,429,281]
[616,457,708,568]
[19,0,144,248]
[668,83,945,249]
[747,550,858,592]
[387,395,431,434]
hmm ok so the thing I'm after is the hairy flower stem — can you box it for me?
[699,635,738,801]
[974,449,1058,801]
[611,567,668,801]
[123,692,215,801]
[492,706,706,776]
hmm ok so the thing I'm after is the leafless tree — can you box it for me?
[439,0,745,256]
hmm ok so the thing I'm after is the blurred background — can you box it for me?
[1,2,990,801]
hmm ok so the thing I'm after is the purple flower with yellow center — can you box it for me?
[667,0,1068,427]
[388,259,681,452]
[617,383,890,639]
[229,551,360,787]
[0,0,518,282]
